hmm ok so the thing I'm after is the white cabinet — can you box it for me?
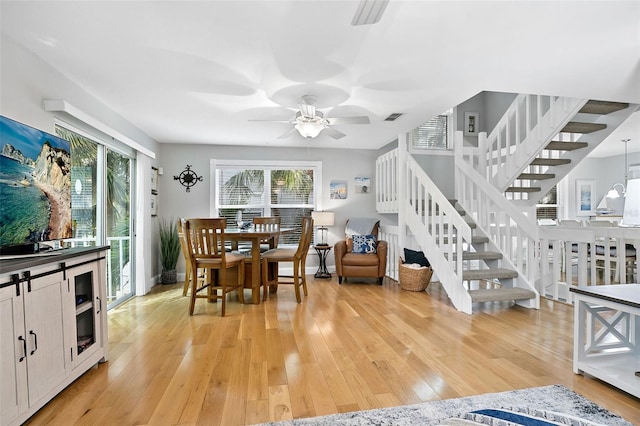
[1,280,27,426]
[1,268,68,425]
[0,247,109,426]
[22,269,68,405]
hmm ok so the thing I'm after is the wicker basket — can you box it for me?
[398,257,432,291]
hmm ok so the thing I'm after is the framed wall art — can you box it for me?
[355,176,370,194]
[330,181,347,200]
[575,179,595,216]
[464,112,479,136]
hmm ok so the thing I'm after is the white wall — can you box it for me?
[456,91,517,137]
[561,152,640,220]
[1,34,160,296]
[157,143,386,275]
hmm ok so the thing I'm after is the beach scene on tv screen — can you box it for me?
[0,115,72,246]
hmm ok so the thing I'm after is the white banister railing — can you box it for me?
[539,226,594,303]
[406,155,473,313]
[455,150,538,289]
[376,149,399,213]
[538,225,640,303]
[469,95,586,190]
[380,225,399,281]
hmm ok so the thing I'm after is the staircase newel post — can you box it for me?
[398,132,409,254]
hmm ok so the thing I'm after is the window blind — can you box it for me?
[214,164,317,244]
[411,115,448,150]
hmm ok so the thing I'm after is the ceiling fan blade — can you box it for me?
[322,126,346,139]
[325,116,370,125]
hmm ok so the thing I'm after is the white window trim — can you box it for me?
[209,159,323,217]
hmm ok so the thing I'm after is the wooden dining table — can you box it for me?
[225,227,293,304]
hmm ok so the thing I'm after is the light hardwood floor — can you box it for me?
[27,277,639,425]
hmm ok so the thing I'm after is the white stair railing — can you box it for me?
[455,140,539,294]
[539,226,640,303]
[380,224,400,281]
[405,154,473,313]
[376,149,399,213]
[538,226,595,303]
[470,95,586,190]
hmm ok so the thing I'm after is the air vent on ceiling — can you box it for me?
[384,113,404,122]
[351,0,389,26]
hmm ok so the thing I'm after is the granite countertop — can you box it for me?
[570,284,640,309]
[0,245,110,276]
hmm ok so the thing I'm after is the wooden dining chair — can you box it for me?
[253,216,281,252]
[184,218,245,316]
[261,216,313,303]
[177,217,203,296]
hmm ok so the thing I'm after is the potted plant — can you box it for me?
[159,218,181,284]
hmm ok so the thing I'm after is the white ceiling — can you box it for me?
[1,1,639,157]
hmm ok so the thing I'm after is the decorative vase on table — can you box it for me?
[159,218,181,284]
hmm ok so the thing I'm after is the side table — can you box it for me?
[313,244,332,279]
[570,284,640,398]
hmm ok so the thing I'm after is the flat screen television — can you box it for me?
[0,115,72,254]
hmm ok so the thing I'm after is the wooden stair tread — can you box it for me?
[545,141,589,151]
[450,251,502,261]
[463,268,518,280]
[561,122,606,134]
[505,187,541,193]
[442,235,489,245]
[439,221,477,229]
[469,288,537,303]
[518,173,555,180]
[428,210,466,217]
[579,100,630,115]
[470,235,489,244]
[531,158,571,166]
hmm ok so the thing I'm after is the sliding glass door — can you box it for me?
[105,149,134,308]
[56,125,136,309]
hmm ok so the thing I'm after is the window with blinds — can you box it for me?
[410,115,448,150]
[214,163,317,244]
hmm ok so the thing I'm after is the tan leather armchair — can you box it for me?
[334,220,387,285]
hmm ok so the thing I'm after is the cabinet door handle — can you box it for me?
[96,296,101,314]
[29,330,38,355]
[18,336,27,362]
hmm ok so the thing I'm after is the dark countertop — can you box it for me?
[570,284,640,309]
[0,246,110,276]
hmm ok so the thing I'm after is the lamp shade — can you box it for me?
[621,165,640,227]
[311,211,335,227]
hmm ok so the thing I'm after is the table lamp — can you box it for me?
[311,211,334,246]
[621,165,640,227]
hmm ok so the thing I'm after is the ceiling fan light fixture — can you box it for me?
[295,122,324,138]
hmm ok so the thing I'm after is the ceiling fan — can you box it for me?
[250,95,370,140]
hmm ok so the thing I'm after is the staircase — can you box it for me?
[388,151,538,314]
[375,94,637,314]
[503,100,633,203]
[446,201,536,306]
